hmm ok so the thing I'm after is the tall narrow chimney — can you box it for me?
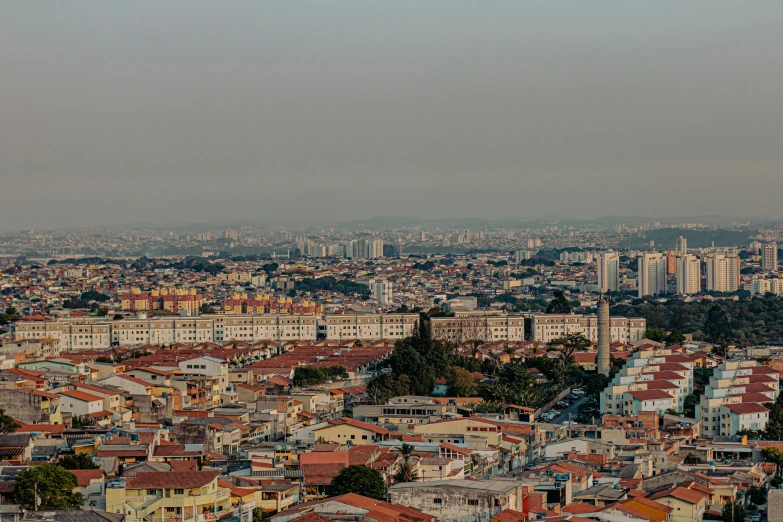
[597,294,611,376]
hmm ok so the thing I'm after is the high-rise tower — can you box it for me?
[597,294,611,376]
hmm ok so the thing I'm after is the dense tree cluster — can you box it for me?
[294,277,370,298]
[325,465,386,499]
[613,297,783,345]
[13,464,83,510]
[292,365,348,386]
[0,307,20,325]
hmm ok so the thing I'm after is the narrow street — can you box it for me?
[548,396,587,424]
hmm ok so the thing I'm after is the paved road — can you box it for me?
[548,395,588,424]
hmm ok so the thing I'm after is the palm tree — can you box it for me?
[392,443,418,483]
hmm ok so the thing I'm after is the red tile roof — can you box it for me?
[492,509,526,522]
[59,390,104,402]
[325,417,389,436]
[723,403,770,415]
[649,486,706,505]
[126,470,220,489]
[626,390,674,401]
[70,469,104,487]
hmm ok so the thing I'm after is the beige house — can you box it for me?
[312,417,390,444]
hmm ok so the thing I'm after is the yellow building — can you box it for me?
[623,497,674,522]
[311,417,390,445]
[413,417,502,446]
[648,486,707,522]
[106,470,232,522]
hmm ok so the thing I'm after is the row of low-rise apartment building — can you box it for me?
[530,313,646,344]
[429,312,527,343]
[13,313,420,349]
[600,347,695,416]
[696,360,779,437]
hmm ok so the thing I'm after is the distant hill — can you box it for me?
[617,228,758,249]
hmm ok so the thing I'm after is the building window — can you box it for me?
[433,498,442,504]
[468,500,479,506]
[174,489,184,495]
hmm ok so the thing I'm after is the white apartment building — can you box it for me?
[430,313,526,343]
[762,242,779,273]
[345,239,382,259]
[211,314,318,342]
[705,254,740,292]
[696,360,779,436]
[749,277,783,296]
[675,236,688,255]
[597,252,620,292]
[600,348,694,415]
[15,313,420,348]
[676,254,701,295]
[369,239,384,259]
[370,279,394,306]
[530,313,646,344]
[638,252,667,297]
[324,314,419,341]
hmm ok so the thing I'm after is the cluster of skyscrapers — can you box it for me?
[597,238,778,297]
[300,238,385,259]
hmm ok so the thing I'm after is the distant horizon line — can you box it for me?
[2,213,780,235]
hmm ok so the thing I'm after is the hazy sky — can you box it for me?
[2,2,782,231]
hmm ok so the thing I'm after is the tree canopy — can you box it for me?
[0,409,18,436]
[292,366,347,386]
[613,297,783,346]
[545,290,572,314]
[13,464,83,510]
[325,465,386,499]
[59,453,99,470]
[721,501,745,522]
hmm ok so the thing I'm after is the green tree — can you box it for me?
[13,464,83,510]
[0,409,18,435]
[447,366,476,397]
[721,501,745,522]
[763,446,783,475]
[665,330,686,346]
[747,486,767,506]
[764,403,783,441]
[59,453,99,470]
[292,366,327,386]
[704,304,733,344]
[367,373,410,404]
[392,444,418,483]
[326,465,386,499]
[644,327,667,343]
[545,290,572,314]
[389,345,434,396]
[549,334,591,361]
[80,290,109,303]
[682,394,699,419]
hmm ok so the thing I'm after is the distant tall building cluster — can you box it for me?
[514,250,532,263]
[638,252,667,297]
[675,254,701,295]
[597,252,620,292]
[675,235,688,255]
[762,242,778,273]
[344,239,384,259]
[705,253,740,292]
